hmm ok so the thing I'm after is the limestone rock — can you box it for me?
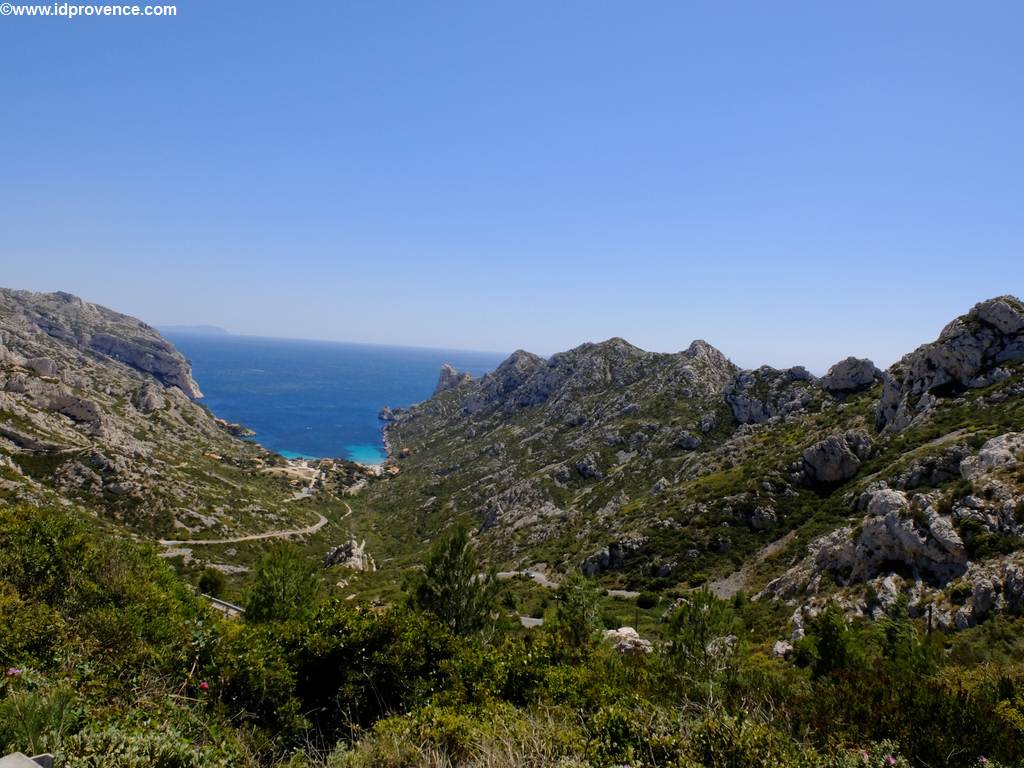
[434,363,473,395]
[581,536,647,576]
[133,384,166,412]
[802,431,873,485]
[87,333,203,398]
[725,366,817,424]
[324,536,376,572]
[877,296,1024,431]
[821,357,880,393]
[960,432,1024,480]
[750,505,777,530]
[772,639,793,658]
[575,453,603,480]
[604,626,653,654]
[25,356,58,376]
[674,430,702,450]
[761,488,967,601]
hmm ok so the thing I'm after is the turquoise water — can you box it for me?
[164,333,505,463]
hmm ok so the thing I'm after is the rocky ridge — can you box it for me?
[369,296,1024,632]
[0,288,367,545]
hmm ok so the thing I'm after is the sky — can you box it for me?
[1,1,1021,372]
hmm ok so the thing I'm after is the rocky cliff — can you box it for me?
[367,296,1024,635]
[0,288,345,542]
[0,289,203,397]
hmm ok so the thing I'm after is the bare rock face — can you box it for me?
[433,363,473,395]
[802,430,873,485]
[509,338,654,411]
[761,488,967,601]
[476,350,546,402]
[132,384,166,413]
[88,333,202,398]
[877,296,1024,431]
[725,366,817,424]
[478,479,567,534]
[960,432,1024,480]
[0,289,203,398]
[25,356,58,376]
[324,536,376,571]
[821,357,880,393]
[581,536,648,576]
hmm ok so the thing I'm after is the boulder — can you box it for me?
[674,430,702,450]
[750,505,777,530]
[821,357,880,393]
[133,383,166,412]
[24,357,58,376]
[960,433,1024,480]
[604,626,653,654]
[772,639,794,658]
[575,453,603,480]
[324,536,376,571]
[802,431,873,485]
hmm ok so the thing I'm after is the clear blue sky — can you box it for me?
[1,1,1021,372]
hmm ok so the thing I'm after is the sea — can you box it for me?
[163,332,506,464]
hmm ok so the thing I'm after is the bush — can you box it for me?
[687,713,816,768]
[288,602,459,744]
[636,591,659,610]
[0,686,80,757]
[0,505,204,676]
[198,568,226,598]
[62,726,231,768]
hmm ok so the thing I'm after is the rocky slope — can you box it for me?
[0,288,362,545]
[365,296,1024,634]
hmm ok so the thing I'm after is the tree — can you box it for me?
[796,601,861,679]
[553,571,602,651]
[667,587,735,673]
[407,526,500,636]
[244,542,320,624]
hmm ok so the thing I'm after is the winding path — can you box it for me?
[159,512,329,546]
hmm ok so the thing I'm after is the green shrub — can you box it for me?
[553,572,602,652]
[198,568,226,598]
[687,713,816,768]
[62,726,230,768]
[0,686,80,757]
[245,543,320,624]
[636,591,659,609]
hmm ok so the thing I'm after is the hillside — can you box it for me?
[362,296,1024,636]
[3,289,1024,767]
[0,289,368,583]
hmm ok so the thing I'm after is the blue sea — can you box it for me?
[163,333,506,464]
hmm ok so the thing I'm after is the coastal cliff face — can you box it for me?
[0,288,322,539]
[0,289,203,398]
[371,296,1024,633]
